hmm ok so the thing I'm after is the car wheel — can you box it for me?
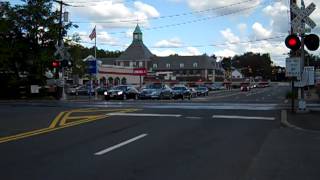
[104,96,109,101]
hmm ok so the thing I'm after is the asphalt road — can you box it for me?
[0,84,319,180]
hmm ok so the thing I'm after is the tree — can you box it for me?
[0,0,74,97]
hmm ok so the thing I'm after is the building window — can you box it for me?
[139,61,143,67]
[180,63,184,68]
[193,62,198,68]
[166,63,171,68]
[153,63,158,69]
[129,61,133,67]
[120,62,124,66]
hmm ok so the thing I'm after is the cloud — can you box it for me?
[186,0,261,15]
[220,28,240,43]
[77,31,119,45]
[151,46,201,56]
[70,1,160,29]
[214,49,237,58]
[262,1,289,34]
[154,38,182,48]
[252,22,272,39]
[184,47,201,55]
[215,26,288,66]
[134,1,160,17]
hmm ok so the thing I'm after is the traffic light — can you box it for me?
[285,34,301,51]
[52,60,60,68]
[61,59,73,68]
[304,34,319,51]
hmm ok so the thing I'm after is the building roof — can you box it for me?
[117,41,154,61]
[150,55,217,70]
[99,58,117,65]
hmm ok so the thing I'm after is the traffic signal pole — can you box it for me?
[298,0,307,112]
[56,0,68,100]
[290,0,296,112]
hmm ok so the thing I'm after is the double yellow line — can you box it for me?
[0,108,139,144]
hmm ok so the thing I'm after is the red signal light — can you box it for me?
[288,38,297,46]
[52,60,60,68]
[285,34,301,51]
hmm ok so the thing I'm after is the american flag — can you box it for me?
[89,26,96,40]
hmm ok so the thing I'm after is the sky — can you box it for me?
[10,0,320,67]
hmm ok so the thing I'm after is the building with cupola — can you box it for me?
[98,24,223,86]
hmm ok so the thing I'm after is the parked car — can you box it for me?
[196,86,209,96]
[139,83,173,99]
[96,86,109,95]
[104,85,139,100]
[257,80,270,88]
[75,85,95,95]
[172,85,192,100]
[66,84,79,95]
[240,82,250,91]
[189,88,198,98]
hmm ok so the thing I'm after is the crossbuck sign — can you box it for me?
[291,2,316,34]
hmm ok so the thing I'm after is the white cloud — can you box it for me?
[151,46,201,56]
[152,49,178,56]
[184,47,201,55]
[220,28,240,43]
[214,49,237,58]
[77,31,119,45]
[70,1,160,29]
[154,38,182,48]
[252,22,272,39]
[262,2,289,34]
[134,1,160,17]
[186,0,261,15]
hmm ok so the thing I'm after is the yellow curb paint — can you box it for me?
[49,111,66,128]
[0,108,140,144]
[59,111,72,126]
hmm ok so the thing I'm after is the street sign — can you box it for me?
[291,2,316,34]
[133,68,147,76]
[286,57,301,78]
[303,66,315,85]
[87,60,97,74]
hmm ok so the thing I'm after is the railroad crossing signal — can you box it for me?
[285,34,301,51]
[291,2,316,34]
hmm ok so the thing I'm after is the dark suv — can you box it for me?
[172,86,192,100]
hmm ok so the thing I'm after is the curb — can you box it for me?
[280,110,320,133]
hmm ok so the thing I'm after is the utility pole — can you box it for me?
[55,0,70,101]
[290,0,296,112]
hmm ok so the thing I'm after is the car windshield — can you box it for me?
[172,87,186,90]
[197,87,207,90]
[146,84,163,89]
[111,86,127,91]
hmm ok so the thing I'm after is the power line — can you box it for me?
[64,0,136,4]
[71,0,258,23]
[76,35,286,48]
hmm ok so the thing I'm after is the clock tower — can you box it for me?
[133,24,142,43]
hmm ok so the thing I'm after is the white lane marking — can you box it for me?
[94,134,148,156]
[212,115,275,121]
[185,116,202,119]
[107,112,182,117]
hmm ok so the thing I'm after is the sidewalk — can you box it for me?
[287,111,320,131]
